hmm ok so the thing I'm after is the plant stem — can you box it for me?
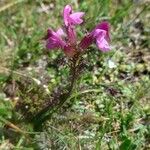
[32,55,79,130]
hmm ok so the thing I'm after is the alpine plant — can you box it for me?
[45,5,111,57]
[33,5,111,128]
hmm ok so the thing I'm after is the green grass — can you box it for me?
[0,0,150,149]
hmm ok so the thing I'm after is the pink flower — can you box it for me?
[45,28,76,57]
[92,29,110,51]
[79,21,111,52]
[63,5,85,27]
[45,5,111,57]
[95,21,110,41]
[46,28,66,49]
[63,5,84,45]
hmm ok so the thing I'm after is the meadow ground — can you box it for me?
[0,0,150,149]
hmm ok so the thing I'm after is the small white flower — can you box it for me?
[108,60,117,68]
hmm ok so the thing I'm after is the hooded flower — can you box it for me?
[95,21,110,41]
[63,5,85,27]
[63,5,84,45]
[79,21,111,51]
[46,28,66,49]
[45,28,76,57]
[92,29,110,51]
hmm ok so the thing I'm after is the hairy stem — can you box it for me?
[32,55,79,130]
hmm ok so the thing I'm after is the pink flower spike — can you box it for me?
[46,29,66,50]
[93,29,110,52]
[63,5,84,27]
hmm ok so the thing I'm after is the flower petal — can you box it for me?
[69,12,85,25]
[63,5,72,26]
[46,38,60,49]
[96,21,110,41]
[96,36,110,52]
[92,29,106,38]
[92,29,110,51]
[46,29,66,49]
[56,28,65,37]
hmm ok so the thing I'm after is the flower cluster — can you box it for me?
[45,5,111,57]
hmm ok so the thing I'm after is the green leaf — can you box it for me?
[120,137,136,150]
